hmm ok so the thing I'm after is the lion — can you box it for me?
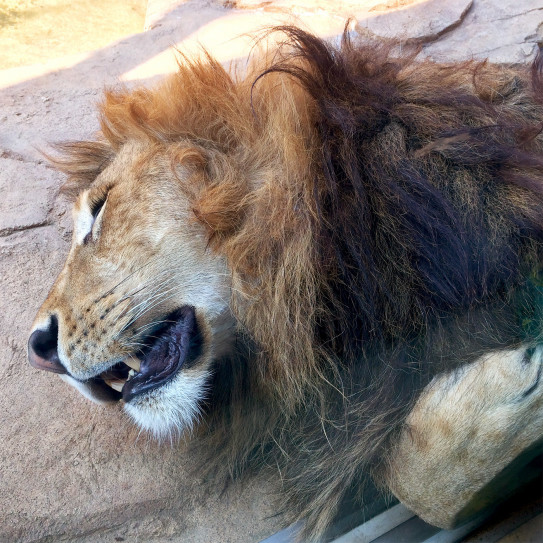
[28,27,542,540]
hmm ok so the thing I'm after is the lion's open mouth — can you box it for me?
[93,306,203,403]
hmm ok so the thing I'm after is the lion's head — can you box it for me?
[28,140,236,436]
[28,28,543,539]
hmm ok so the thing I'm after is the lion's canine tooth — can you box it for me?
[124,357,141,372]
[104,379,125,392]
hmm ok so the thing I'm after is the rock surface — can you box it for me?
[0,1,542,542]
[357,0,473,43]
[423,0,543,63]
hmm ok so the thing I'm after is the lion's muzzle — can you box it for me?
[28,306,203,404]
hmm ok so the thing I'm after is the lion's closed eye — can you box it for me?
[81,192,108,245]
[90,194,107,219]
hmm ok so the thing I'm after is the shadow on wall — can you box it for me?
[0,1,228,94]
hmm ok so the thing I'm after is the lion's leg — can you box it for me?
[383,345,543,528]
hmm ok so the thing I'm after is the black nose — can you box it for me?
[28,315,67,374]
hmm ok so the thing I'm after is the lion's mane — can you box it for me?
[54,28,543,539]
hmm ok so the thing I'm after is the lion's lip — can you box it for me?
[105,306,201,402]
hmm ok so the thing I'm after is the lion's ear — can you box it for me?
[192,181,246,244]
[170,145,207,174]
[170,146,247,243]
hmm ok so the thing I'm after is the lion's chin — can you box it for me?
[61,368,210,439]
[123,368,210,440]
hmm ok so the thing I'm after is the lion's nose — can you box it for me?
[28,315,67,374]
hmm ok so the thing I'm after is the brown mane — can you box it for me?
[52,28,543,539]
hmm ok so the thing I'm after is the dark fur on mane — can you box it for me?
[256,28,543,354]
[50,27,543,541]
[204,29,543,539]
